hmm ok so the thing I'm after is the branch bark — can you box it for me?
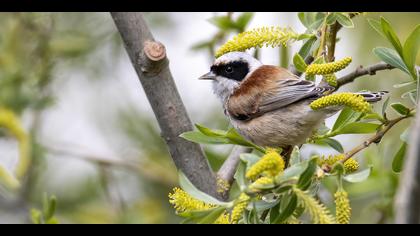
[395,104,420,223]
[217,146,252,184]
[111,12,220,199]
[337,63,395,87]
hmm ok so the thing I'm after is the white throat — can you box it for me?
[210,52,263,104]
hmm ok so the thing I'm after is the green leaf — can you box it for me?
[235,12,254,31]
[297,34,315,41]
[393,81,416,88]
[178,172,231,206]
[380,17,403,56]
[382,96,390,116]
[30,209,43,224]
[307,14,325,31]
[45,217,59,224]
[391,103,411,116]
[240,153,261,170]
[297,157,318,190]
[251,199,280,212]
[289,146,301,166]
[333,107,362,131]
[368,18,386,38]
[298,12,325,30]
[43,195,57,220]
[191,41,212,51]
[343,166,372,183]
[208,16,237,30]
[197,207,226,224]
[392,142,407,173]
[373,47,411,75]
[226,128,265,152]
[179,207,220,221]
[293,53,308,72]
[361,113,383,122]
[195,124,226,137]
[298,36,317,59]
[269,203,281,224]
[319,138,345,153]
[402,24,420,79]
[401,89,418,105]
[335,122,381,135]
[234,161,247,191]
[400,128,410,143]
[277,160,309,183]
[180,131,229,144]
[325,13,337,25]
[336,13,354,28]
[274,193,298,223]
[298,12,310,28]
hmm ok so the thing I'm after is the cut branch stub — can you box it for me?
[139,40,169,76]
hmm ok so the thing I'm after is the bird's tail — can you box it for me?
[355,91,388,103]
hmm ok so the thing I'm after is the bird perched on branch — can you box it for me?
[199,52,386,148]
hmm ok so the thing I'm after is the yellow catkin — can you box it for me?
[230,193,251,224]
[214,211,231,224]
[216,177,230,194]
[0,107,31,180]
[306,57,352,75]
[323,74,338,87]
[215,26,299,58]
[284,216,301,224]
[310,92,371,113]
[168,187,214,213]
[293,187,335,224]
[249,176,274,192]
[319,154,359,173]
[335,190,351,224]
[245,150,285,181]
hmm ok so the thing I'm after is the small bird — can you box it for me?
[199,52,386,149]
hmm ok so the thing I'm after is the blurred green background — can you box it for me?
[0,12,419,224]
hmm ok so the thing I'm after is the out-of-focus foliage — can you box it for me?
[0,12,419,224]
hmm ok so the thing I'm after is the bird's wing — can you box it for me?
[227,66,333,120]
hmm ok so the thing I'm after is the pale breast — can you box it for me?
[229,100,328,148]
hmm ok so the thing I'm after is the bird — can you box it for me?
[199,52,386,149]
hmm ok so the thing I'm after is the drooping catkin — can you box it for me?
[310,92,371,113]
[215,27,299,58]
[306,57,352,75]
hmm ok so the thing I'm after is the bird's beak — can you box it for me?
[198,72,216,80]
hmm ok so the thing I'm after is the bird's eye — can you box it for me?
[225,66,233,73]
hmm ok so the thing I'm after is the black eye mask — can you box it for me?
[211,61,249,82]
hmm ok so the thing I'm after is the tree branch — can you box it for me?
[217,146,252,184]
[395,103,420,223]
[337,63,395,88]
[110,12,220,199]
[340,115,410,163]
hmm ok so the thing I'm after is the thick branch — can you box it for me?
[337,63,395,87]
[111,12,220,198]
[395,104,420,223]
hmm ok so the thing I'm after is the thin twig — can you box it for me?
[45,145,178,186]
[337,63,395,88]
[341,115,410,163]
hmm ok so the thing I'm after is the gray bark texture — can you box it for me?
[111,12,220,199]
[395,102,420,224]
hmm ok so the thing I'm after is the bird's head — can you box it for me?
[199,52,263,102]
